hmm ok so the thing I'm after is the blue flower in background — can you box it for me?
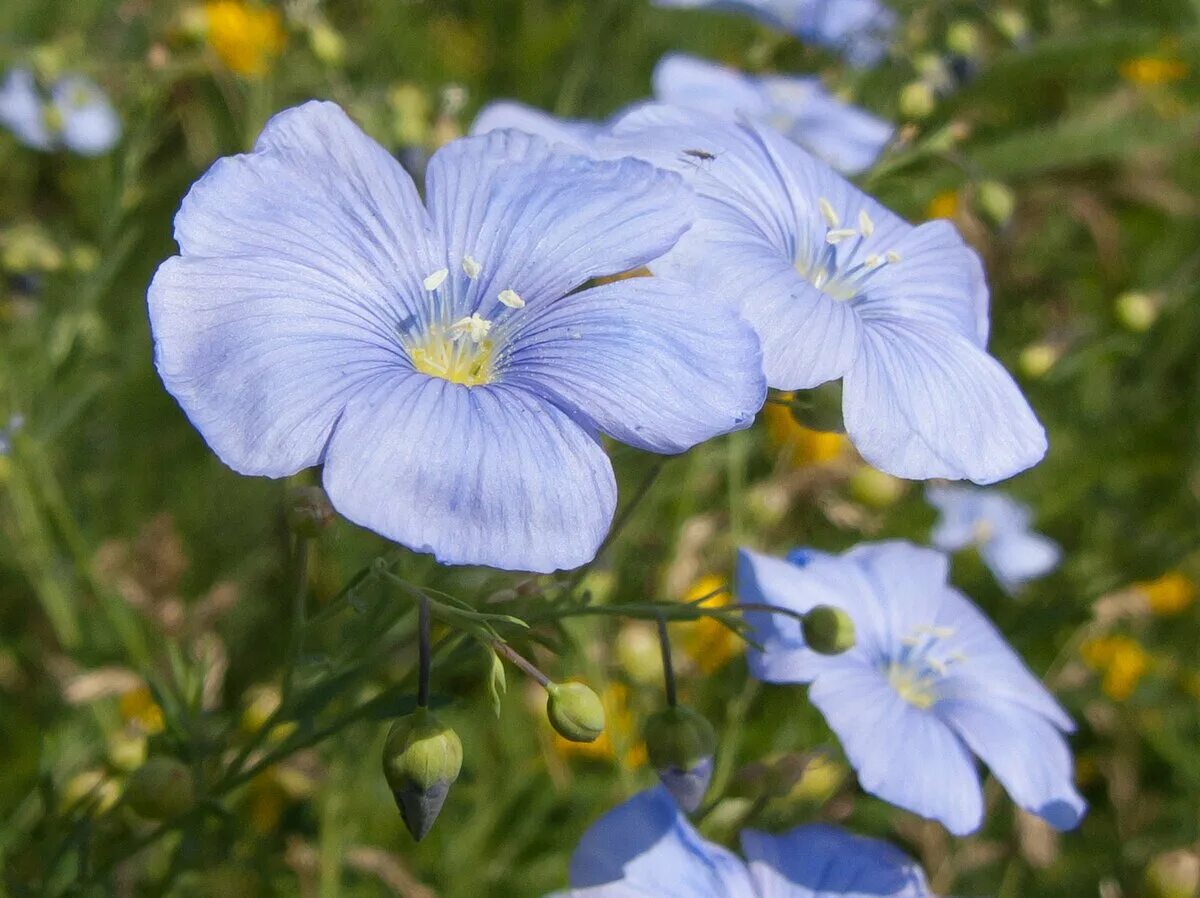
[653,53,892,174]
[739,541,1086,835]
[470,101,602,151]
[0,68,120,156]
[602,106,1046,484]
[554,787,934,897]
[653,0,896,68]
[927,484,1061,593]
[0,414,25,456]
[148,101,765,573]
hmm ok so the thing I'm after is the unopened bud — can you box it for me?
[124,757,195,820]
[1019,342,1060,379]
[644,706,718,812]
[900,81,937,119]
[285,486,334,537]
[1115,291,1160,332]
[802,606,856,655]
[1145,849,1200,898]
[976,181,1016,227]
[546,681,605,743]
[382,709,462,841]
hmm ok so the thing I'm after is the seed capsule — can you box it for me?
[802,605,856,656]
[545,681,605,743]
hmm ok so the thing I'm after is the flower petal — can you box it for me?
[321,376,616,573]
[809,661,984,835]
[842,320,1047,484]
[148,255,405,477]
[568,788,757,898]
[981,531,1061,593]
[742,824,933,897]
[53,76,120,156]
[503,277,765,453]
[470,100,599,151]
[424,129,695,313]
[0,68,52,150]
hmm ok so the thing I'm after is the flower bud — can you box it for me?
[976,181,1016,227]
[644,706,718,812]
[546,681,605,743]
[1115,291,1160,332]
[124,757,196,820]
[1145,850,1200,898]
[785,382,844,434]
[382,709,462,841]
[284,486,334,537]
[802,606,856,656]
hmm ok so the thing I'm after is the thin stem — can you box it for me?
[417,595,431,708]
[493,640,551,689]
[656,614,677,708]
[280,537,311,705]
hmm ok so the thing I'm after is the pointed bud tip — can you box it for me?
[645,707,717,812]
[382,709,463,840]
[802,605,856,655]
[546,682,605,743]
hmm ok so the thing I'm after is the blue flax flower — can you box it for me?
[148,102,764,573]
[601,107,1046,484]
[927,485,1061,594]
[653,53,892,174]
[0,68,120,156]
[555,787,934,897]
[739,541,1086,835]
[653,0,895,68]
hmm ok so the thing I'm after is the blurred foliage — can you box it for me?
[1,0,1199,895]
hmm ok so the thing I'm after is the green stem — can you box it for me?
[417,595,431,707]
[280,537,312,706]
[493,639,551,689]
[656,613,677,708]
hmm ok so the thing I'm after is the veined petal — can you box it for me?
[424,129,695,314]
[321,377,616,573]
[652,54,772,120]
[842,542,951,650]
[938,696,1086,831]
[842,321,1047,484]
[567,788,757,898]
[148,255,405,477]
[743,824,933,897]
[470,100,600,151]
[174,101,438,313]
[809,662,984,836]
[504,277,765,453]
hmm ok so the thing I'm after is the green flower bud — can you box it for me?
[1115,291,1159,332]
[802,606,856,656]
[976,181,1016,227]
[644,706,718,811]
[124,757,195,820]
[546,681,605,743]
[382,709,462,841]
[284,486,334,537]
[1145,850,1200,898]
[785,381,844,434]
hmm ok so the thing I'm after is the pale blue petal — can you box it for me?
[841,541,951,650]
[926,485,988,550]
[938,696,1086,831]
[503,277,765,453]
[568,788,757,898]
[809,661,984,836]
[743,824,934,897]
[0,68,52,150]
[842,321,1047,484]
[322,376,616,573]
[760,75,892,174]
[173,100,439,315]
[652,54,772,120]
[148,255,405,478]
[52,76,120,155]
[470,100,601,151]
[981,530,1061,593]
[425,129,695,314]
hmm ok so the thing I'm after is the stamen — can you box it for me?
[886,250,902,264]
[858,209,875,237]
[819,198,840,228]
[825,228,859,245]
[498,288,525,309]
[448,314,492,343]
[423,268,449,291]
[462,256,482,279]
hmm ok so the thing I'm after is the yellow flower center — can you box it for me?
[408,322,497,386]
[887,662,936,709]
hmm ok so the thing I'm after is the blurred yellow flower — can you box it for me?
[1133,571,1195,616]
[764,398,847,467]
[61,770,121,815]
[119,685,165,735]
[676,574,742,675]
[552,682,646,769]
[204,1,285,77]
[925,190,961,221]
[1081,634,1149,701]
[1120,56,1189,87]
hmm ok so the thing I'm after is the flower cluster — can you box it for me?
[0,68,120,156]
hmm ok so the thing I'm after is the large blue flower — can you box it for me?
[148,101,765,573]
[927,485,1061,594]
[739,541,1086,835]
[0,68,120,156]
[653,0,895,68]
[555,787,934,897]
[600,106,1046,484]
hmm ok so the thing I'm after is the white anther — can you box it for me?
[931,626,956,639]
[858,209,875,237]
[498,288,525,309]
[423,268,449,291]
[866,254,882,268]
[448,314,492,343]
[462,256,482,279]
[886,250,902,264]
[819,198,840,228]
[825,228,859,245]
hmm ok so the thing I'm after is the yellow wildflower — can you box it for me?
[552,682,646,769]
[119,685,165,735]
[1133,571,1195,616]
[1081,634,1149,701]
[204,1,285,78]
[1120,56,1189,87]
[764,398,847,467]
[925,190,961,221]
[676,574,742,675]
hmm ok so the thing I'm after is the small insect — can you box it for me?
[679,147,719,169]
